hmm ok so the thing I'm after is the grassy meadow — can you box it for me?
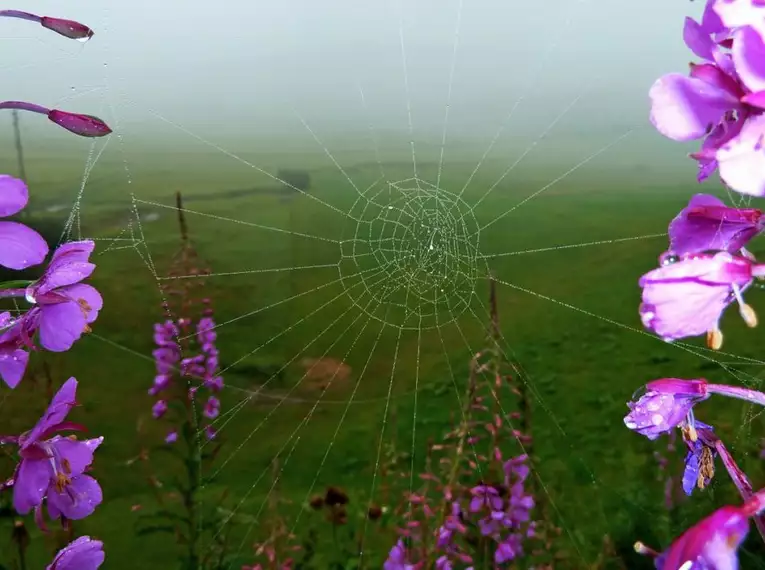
[2,144,765,569]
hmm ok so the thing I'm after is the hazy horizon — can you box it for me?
[0,0,707,182]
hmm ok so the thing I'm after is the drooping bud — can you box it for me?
[47,109,112,138]
[40,16,93,41]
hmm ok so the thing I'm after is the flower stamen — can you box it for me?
[707,328,723,350]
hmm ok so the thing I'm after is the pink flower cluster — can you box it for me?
[631,2,765,567]
[150,303,224,443]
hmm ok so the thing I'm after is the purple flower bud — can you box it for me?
[47,109,111,138]
[165,431,177,444]
[40,16,93,41]
[152,400,167,419]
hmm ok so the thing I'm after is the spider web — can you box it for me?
[3,0,765,568]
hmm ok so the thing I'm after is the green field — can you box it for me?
[2,147,765,569]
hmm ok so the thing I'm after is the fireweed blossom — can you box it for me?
[637,486,765,570]
[384,539,417,570]
[46,535,105,570]
[8,378,104,522]
[666,193,765,256]
[0,101,111,138]
[0,174,48,270]
[638,251,765,348]
[625,378,765,439]
[649,4,765,194]
[682,421,718,496]
[150,306,224,441]
[0,241,102,389]
[0,10,94,41]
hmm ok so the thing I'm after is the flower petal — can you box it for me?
[684,17,716,60]
[12,459,51,514]
[0,221,48,270]
[49,436,97,476]
[47,474,102,520]
[22,378,78,447]
[717,114,765,197]
[62,284,102,324]
[47,536,105,570]
[649,73,739,142]
[39,301,85,352]
[0,348,29,389]
[732,26,765,93]
[0,175,28,216]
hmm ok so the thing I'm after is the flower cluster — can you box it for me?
[630,1,765,566]
[0,9,111,568]
[150,301,224,442]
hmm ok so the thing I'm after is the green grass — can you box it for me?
[2,150,765,569]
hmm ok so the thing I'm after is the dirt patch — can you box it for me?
[298,357,352,391]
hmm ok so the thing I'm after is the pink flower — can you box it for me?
[639,251,764,347]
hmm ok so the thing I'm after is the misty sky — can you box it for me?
[0,0,704,172]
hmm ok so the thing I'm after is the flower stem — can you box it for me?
[0,101,49,115]
[697,426,765,543]
[707,384,765,407]
[0,10,40,23]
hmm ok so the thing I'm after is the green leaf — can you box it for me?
[0,280,33,290]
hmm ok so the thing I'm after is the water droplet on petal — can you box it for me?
[651,413,665,426]
[624,419,637,429]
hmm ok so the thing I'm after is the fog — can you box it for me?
[0,0,703,174]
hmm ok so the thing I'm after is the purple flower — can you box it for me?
[151,400,167,419]
[205,425,217,441]
[648,20,765,194]
[165,431,178,444]
[656,504,749,569]
[667,193,765,256]
[624,379,709,440]
[639,251,763,347]
[0,175,48,270]
[682,422,717,496]
[23,241,103,352]
[468,485,503,513]
[148,374,172,396]
[46,535,104,570]
[204,396,220,419]
[12,378,104,521]
[383,540,415,570]
[494,535,522,564]
[0,311,33,389]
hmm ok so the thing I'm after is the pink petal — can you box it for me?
[0,221,48,270]
[23,378,78,447]
[47,474,102,520]
[714,0,765,39]
[0,348,29,388]
[62,284,102,324]
[732,26,765,93]
[39,301,86,352]
[0,175,28,216]
[684,17,716,60]
[12,459,51,514]
[649,73,740,142]
[717,114,765,197]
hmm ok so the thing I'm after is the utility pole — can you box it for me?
[12,110,29,219]
[12,110,27,182]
